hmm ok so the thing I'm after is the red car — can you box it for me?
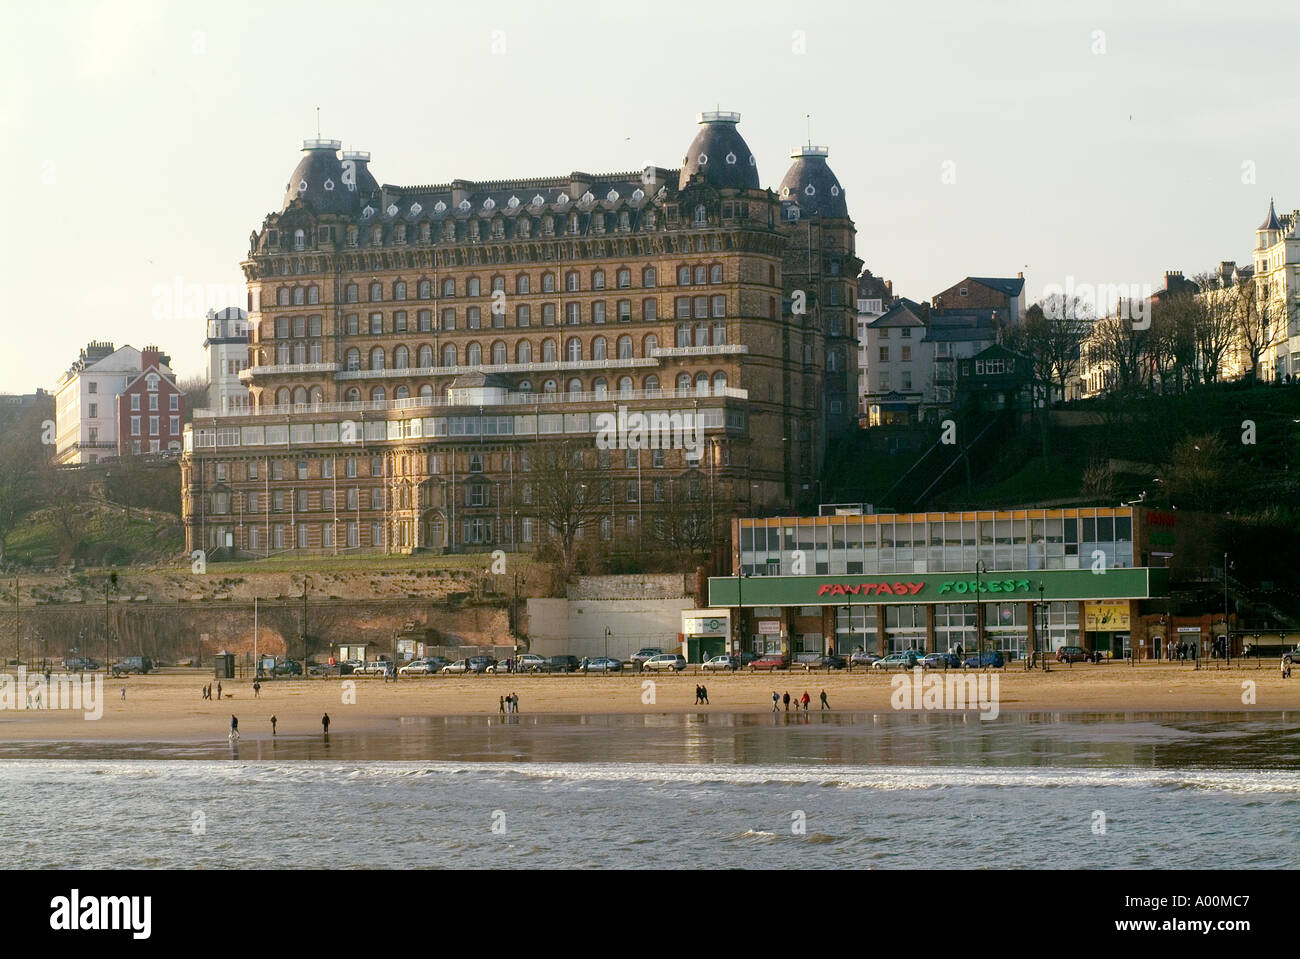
[750,655,789,671]
[1056,646,1102,664]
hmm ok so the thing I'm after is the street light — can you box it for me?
[604,626,611,661]
[974,560,988,664]
[1036,581,1046,671]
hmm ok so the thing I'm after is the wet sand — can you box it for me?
[1,664,1297,743]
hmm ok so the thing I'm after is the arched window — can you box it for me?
[618,376,633,396]
[371,386,386,402]
[592,269,605,290]
[617,268,631,288]
[293,228,305,250]
[394,345,410,369]
[492,341,507,365]
[710,264,723,284]
[713,371,728,393]
[442,278,455,297]
[418,280,432,299]
[442,344,457,367]
[617,335,633,359]
[307,285,320,304]
[676,373,691,392]
[293,342,307,365]
[694,265,707,285]
[395,385,409,400]
[566,337,582,362]
[467,342,482,366]
[542,339,557,363]
[345,348,360,371]
[369,281,383,301]
[292,386,308,406]
[542,379,557,394]
[677,265,690,285]
[277,288,289,306]
[393,281,407,300]
[345,387,360,403]
[644,267,657,287]
[643,333,659,354]
[693,204,707,226]
[695,372,710,396]
[565,271,579,292]
[275,388,290,406]
[491,275,505,293]
[592,337,607,361]
[517,341,532,364]
[293,287,305,305]
[516,274,530,294]
[419,384,433,399]
[644,375,660,394]
[417,345,433,368]
[467,277,480,297]
[369,347,385,370]
[345,283,358,303]
[566,377,583,395]
[593,377,608,398]
[542,272,555,293]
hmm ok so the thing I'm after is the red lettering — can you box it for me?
[817,585,831,596]
[878,583,894,595]
[907,582,925,595]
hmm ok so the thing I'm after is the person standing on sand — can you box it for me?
[801,691,810,711]
[322,713,331,734]
[253,681,261,699]
[783,691,790,712]
[500,696,506,715]
[820,690,829,710]
[121,686,126,701]
[510,692,519,714]
[229,715,239,740]
[772,691,779,712]
[270,715,277,735]
[701,685,709,705]
[217,681,222,700]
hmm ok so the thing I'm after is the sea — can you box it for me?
[1,711,1297,869]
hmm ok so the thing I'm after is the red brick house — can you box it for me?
[115,348,185,456]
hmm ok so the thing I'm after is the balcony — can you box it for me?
[241,363,340,381]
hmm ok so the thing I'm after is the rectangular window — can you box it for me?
[169,394,179,410]
[130,395,140,411]
[170,416,179,434]
[131,416,141,436]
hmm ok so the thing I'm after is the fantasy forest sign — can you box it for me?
[710,567,1164,607]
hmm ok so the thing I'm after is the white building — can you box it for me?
[53,342,175,465]
[855,296,886,418]
[204,307,252,413]
[1253,200,1300,381]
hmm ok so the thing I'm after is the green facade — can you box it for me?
[710,567,1167,607]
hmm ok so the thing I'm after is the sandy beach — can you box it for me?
[0,664,1297,742]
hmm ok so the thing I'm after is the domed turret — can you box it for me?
[778,145,847,218]
[678,111,760,191]
[282,139,358,215]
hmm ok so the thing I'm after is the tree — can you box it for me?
[1026,296,1092,402]
[525,439,608,580]
[1233,279,1284,381]
[1160,433,1227,511]
[653,470,723,558]
[0,405,50,564]
[1089,315,1149,397]
[1185,272,1238,384]
[47,469,89,563]
[177,375,209,420]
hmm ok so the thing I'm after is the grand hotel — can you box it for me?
[181,112,862,556]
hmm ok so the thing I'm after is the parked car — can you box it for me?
[630,647,665,669]
[1055,646,1102,664]
[63,657,100,671]
[273,659,303,676]
[750,654,789,671]
[398,659,435,676]
[871,650,924,670]
[962,650,1006,669]
[642,653,687,672]
[423,657,450,672]
[737,651,762,667]
[110,656,153,677]
[441,659,472,674]
[1282,646,1300,665]
[582,657,623,673]
[921,652,963,670]
[356,660,391,676]
[849,649,879,667]
[514,654,548,672]
[702,654,740,671]
[466,656,495,674]
[540,655,581,673]
[817,654,847,670]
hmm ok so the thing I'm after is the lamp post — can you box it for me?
[11,577,19,667]
[974,560,988,664]
[104,572,118,672]
[300,575,314,677]
[1223,552,1231,667]
[1037,581,1045,671]
[604,626,611,661]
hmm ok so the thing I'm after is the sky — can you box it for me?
[1,0,1297,392]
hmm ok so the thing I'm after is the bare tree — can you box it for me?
[525,439,608,580]
[47,470,89,563]
[1089,315,1149,397]
[177,375,209,419]
[1026,296,1092,403]
[1159,433,1227,511]
[1233,279,1284,381]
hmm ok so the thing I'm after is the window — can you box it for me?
[592,337,607,361]
[442,278,456,297]
[517,341,532,363]
[370,347,385,370]
[592,269,606,290]
[617,299,631,322]
[467,342,482,365]
[566,338,582,362]
[131,416,140,436]
[169,415,179,434]
[467,277,481,297]
[643,299,657,321]
[565,303,580,325]
[542,339,557,362]
[345,348,360,371]
[492,341,507,365]
[149,416,159,435]
[677,265,690,285]
[418,280,432,299]
[879,346,889,363]
[617,335,633,359]
[617,268,630,289]
[516,304,531,327]
[643,267,656,287]
[592,301,606,324]
[542,304,556,326]
[542,272,555,293]
[442,309,456,331]
[516,274,530,294]
[566,271,579,292]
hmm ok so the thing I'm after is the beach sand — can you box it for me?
[1,663,1297,742]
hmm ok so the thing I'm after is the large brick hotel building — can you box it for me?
[182,113,862,556]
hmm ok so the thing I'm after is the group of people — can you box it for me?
[772,690,830,712]
[498,692,520,714]
[202,682,222,700]
[694,684,710,705]
[228,712,329,740]
[1164,641,1196,661]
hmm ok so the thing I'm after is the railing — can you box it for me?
[649,345,748,358]
[241,363,340,380]
[192,386,749,421]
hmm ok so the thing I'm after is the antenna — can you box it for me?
[806,114,812,146]
[316,107,321,138]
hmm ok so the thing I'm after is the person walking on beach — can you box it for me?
[121,685,126,701]
[509,692,518,714]
[322,713,331,734]
[229,715,239,740]
[217,681,222,700]
[694,685,703,705]
[1283,658,1292,680]
[201,685,207,701]
[252,681,261,699]
[701,685,709,705]
[801,691,810,712]
[270,715,277,736]
[783,691,791,712]
[500,695,506,715]
[772,691,779,712]
[820,690,829,710]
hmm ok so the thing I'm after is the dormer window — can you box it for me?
[146,374,159,392]
[693,205,707,226]
[346,226,358,247]
[293,229,305,250]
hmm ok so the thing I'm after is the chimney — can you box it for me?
[1017,271,1024,279]
[450,179,473,208]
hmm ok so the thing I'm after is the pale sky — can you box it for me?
[1,0,1296,392]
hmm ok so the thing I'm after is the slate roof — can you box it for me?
[778,146,848,218]
[678,111,760,191]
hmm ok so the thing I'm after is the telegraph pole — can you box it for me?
[12,578,19,666]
